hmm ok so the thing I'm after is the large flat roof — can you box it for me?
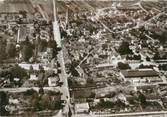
[121,69,159,78]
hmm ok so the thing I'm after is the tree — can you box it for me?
[29,65,34,74]
[19,10,27,18]
[117,62,131,70]
[0,91,9,116]
[54,100,63,110]
[10,64,28,79]
[47,40,60,59]
[0,64,28,87]
[146,56,150,61]
[153,52,160,60]
[21,37,34,62]
[159,31,167,44]
[102,43,108,50]
[96,99,114,109]
[39,87,44,95]
[89,92,96,98]
[159,64,167,71]
[137,91,146,105]
[0,37,7,63]
[133,55,141,60]
[24,89,37,96]
[116,99,126,108]
[38,39,48,52]
[30,92,40,111]
[22,45,33,62]
[139,64,154,69]
[86,78,94,84]
[118,41,133,55]
[6,42,16,58]
[69,62,79,77]
[0,91,9,106]
[39,65,45,73]
[68,78,73,87]
[39,94,50,110]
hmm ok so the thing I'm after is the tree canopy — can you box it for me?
[21,37,34,62]
[118,41,133,55]
[0,37,7,63]
[117,62,131,70]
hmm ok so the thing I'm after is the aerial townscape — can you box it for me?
[1,0,167,117]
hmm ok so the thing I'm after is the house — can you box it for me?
[120,69,162,84]
[95,63,114,70]
[19,63,50,71]
[98,51,126,67]
[158,83,167,91]
[72,88,92,103]
[48,77,59,87]
[135,84,159,99]
[93,77,109,86]
[157,83,167,95]
[29,74,38,81]
[0,12,21,23]
[75,103,90,114]
[109,53,122,65]
[38,52,49,64]
[75,66,85,78]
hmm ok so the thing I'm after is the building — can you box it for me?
[120,69,162,84]
[109,53,126,66]
[75,103,90,114]
[48,77,59,87]
[29,74,38,81]
[0,12,21,24]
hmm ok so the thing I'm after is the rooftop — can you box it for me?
[121,69,159,78]
[75,103,89,110]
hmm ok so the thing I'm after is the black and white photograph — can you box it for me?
[0,0,167,117]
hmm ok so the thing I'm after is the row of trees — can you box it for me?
[20,37,59,62]
[0,64,28,80]
[0,36,60,63]
[95,91,146,110]
[24,89,63,111]
[0,64,28,87]
[0,37,16,63]
[0,91,9,116]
